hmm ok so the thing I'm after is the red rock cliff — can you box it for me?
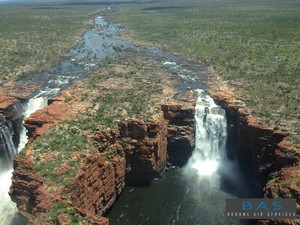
[210,91,300,225]
[24,98,72,143]
[161,104,195,166]
[10,157,52,224]
[10,109,172,224]
[120,116,168,184]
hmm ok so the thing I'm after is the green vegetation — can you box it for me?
[108,0,300,145]
[65,59,165,133]
[31,125,94,188]
[48,203,68,223]
[1,1,170,206]
[0,5,101,86]
[48,202,90,224]
[30,59,170,190]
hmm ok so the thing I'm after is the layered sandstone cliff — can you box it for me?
[10,157,52,223]
[161,104,195,166]
[8,83,300,225]
[67,115,169,219]
[210,90,300,225]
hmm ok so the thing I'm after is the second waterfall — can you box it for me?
[108,89,252,225]
[187,89,227,178]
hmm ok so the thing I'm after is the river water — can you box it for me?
[108,168,251,225]
[0,13,258,225]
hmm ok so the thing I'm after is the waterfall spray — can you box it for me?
[187,89,227,177]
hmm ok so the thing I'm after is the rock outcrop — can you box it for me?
[0,83,41,119]
[0,94,19,118]
[120,116,168,184]
[24,98,69,143]
[10,81,300,225]
[10,155,110,225]
[9,157,52,224]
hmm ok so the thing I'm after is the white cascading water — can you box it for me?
[0,121,18,225]
[0,97,48,225]
[17,98,48,153]
[0,122,17,166]
[188,89,227,178]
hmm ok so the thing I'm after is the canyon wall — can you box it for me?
[9,100,195,224]
[10,157,53,225]
[9,88,299,225]
[210,91,300,225]
[0,95,25,150]
[68,115,169,218]
[161,104,195,166]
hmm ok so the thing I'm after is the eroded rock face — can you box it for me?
[12,85,300,225]
[260,165,300,225]
[211,91,299,181]
[10,155,110,225]
[120,116,168,185]
[68,155,126,216]
[0,95,19,118]
[10,111,172,224]
[210,90,300,225]
[10,157,52,224]
[0,84,41,119]
[161,104,195,166]
[24,98,69,143]
[239,116,299,184]
[7,74,197,225]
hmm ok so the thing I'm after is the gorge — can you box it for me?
[0,12,299,225]
[107,91,258,225]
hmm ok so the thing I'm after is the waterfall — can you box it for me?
[0,97,48,225]
[0,168,18,225]
[0,121,17,168]
[17,97,48,153]
[0,120,18,225]
[188,89,227,177]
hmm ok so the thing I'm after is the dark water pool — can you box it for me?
[107,161,259,225]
